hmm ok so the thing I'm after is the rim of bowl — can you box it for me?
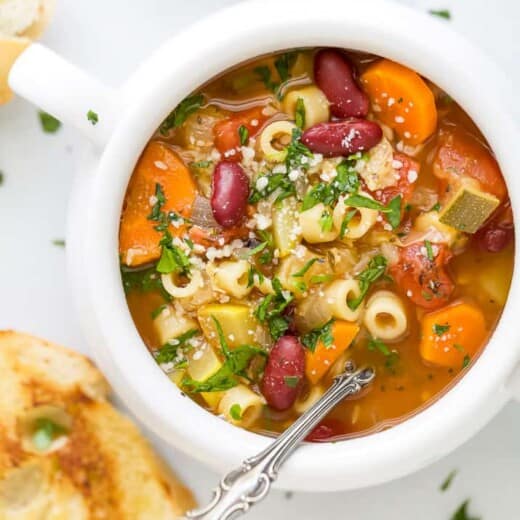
[79,0,520,491]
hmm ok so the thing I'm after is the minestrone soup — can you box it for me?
[120,48,514,440]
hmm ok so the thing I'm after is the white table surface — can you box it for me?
[1,0,519,518]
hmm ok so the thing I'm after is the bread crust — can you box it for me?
[0,331,196,518]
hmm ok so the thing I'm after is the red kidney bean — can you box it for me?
[211,161,249,228]
[261,335,305,411]
[301,119,382,157]
[476,225,514,253]
[314,49,369,118]
[305,418,345,442]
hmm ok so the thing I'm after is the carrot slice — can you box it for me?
[419,301,488,368]
[305,321,360,385]
[360,59,437,145]
[119,141,197,267]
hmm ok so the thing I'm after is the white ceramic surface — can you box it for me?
[2,0,520,514]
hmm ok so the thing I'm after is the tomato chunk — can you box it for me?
[390,243,454,310]
[213,106,268,161]
[306,418,345,442]
[371,152,419,206]
[433,126,506,202]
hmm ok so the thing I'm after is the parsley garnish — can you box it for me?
[440,469,457,492]
[302,157,360,211]
[424,240,434,261]
[256,230,275,264]
[462,354,471,368]
[429,9,451,20]
[156,243,191,275]
[249,173,296,204]
[238,125,249,146]
[254,278,293,340]
[120,265,170,300]
[368,337,391,356]
[230,404,242,420]
[52,239,65,247]
[255,52,297,98]
[0,171,4,185]
[344,193,402,229]
[301,319,335,353]
[450,500,480,520]
[292,258,319,278]
[284,375,300,388]
[295,97,306,129]
[87,110,99,125]
[183,318,266,392]
[285,128,313,172]
[319,210,334,232]
[247,265,265,288]
[348,255,388,310]
[310,274,333,284]
[433,323,450,336]
[155,329,200,364]
[160,94,205,134]
[274,52,297,84]
[190,160,213,169]
[340,209,357,238]
[32,418,67,451]
[39,111,61,133]
[151,304,168,320]
[431,202,441,212]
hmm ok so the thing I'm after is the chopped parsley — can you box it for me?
[52,239,65,247]
[284,375,301,388]
[156,242,191,276]
[32,418,67,451]
[155,329,200,364]
[440,469,458,492]
[429,9,451,20]
[292,258,319,278]
[302,157,360,211]
[319,209,334,232]
[230,404,242,420]
[340,209,358,239]
[255,52,297,98]
[87,110,99,125]
[121,265,170,300]
[0,171,4,185]
[301,319,335,353]
[424,240,434,261]
[274,52,297,84]
[433,323,450,336]
[367,337,391,356]
[183,318,266,392]
[344,193,402,229]
[462,354,471,368]
[247,265,265,288]
[348,255,388,310]
[450,500,480,520]
[254,278,293,340]
[256,230,275,264]
[39,111,61,133]
[249,173,296,204]
[151,304,168,320]
[285,128,313,172]
[295,97,306,129]
[310,274,334,285]
[191,160,213,169]
[160,94,205,135]
[238,124,249,146]
[431,202,441,212]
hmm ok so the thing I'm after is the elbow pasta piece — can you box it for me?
[294,385,325,414]
[211,260,252,299]
[153,306,198,345]
[325,279,363,322]
[283,86,330,129]
[218,385,265,428]
[161,269,204,299]
[254,275,274,295]
[363,290,408,341]
[333,194,379,240]
[258,120,296,162]
[299,203,339,243]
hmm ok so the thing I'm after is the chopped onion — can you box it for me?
[190,195,220,228]
[409,187,439,211]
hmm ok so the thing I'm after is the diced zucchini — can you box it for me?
[197,304,257,349]
[439,186,499,233]
[153,305,198,345]
[272,197,301,257]
[186,345,224,410]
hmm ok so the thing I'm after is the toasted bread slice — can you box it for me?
[0,0,55,104]
[0,331,196,518]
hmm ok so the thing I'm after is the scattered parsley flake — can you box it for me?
[450,500,480,520]
[52,239,65,247]
[440,469,457,492]
[238,125,249,146]
[433,323,450,336]
[301,319,335,353]
[295,97,306,129]
[39,111,61,133]
[348,255,388,310]
[230,404,242,421]
[425,240,434,261]
[284,375,300,388]
[368,337,391,356]
[32,418,67,451]
[160,94,205,134]
[292,258,319,278]
[87,110,99,125]
[429,9,451,20]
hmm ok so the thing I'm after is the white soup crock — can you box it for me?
[9,0,520,492]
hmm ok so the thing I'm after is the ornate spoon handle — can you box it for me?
[184,365,375,520]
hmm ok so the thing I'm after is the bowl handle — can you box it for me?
[8,43,120,148]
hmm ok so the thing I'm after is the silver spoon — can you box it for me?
[184,364,375,520]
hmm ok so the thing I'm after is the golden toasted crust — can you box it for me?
[0,0,55,104]
[0,331,196,518]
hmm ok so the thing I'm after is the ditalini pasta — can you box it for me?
[363,290,408,341]
[120,47,514,441]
